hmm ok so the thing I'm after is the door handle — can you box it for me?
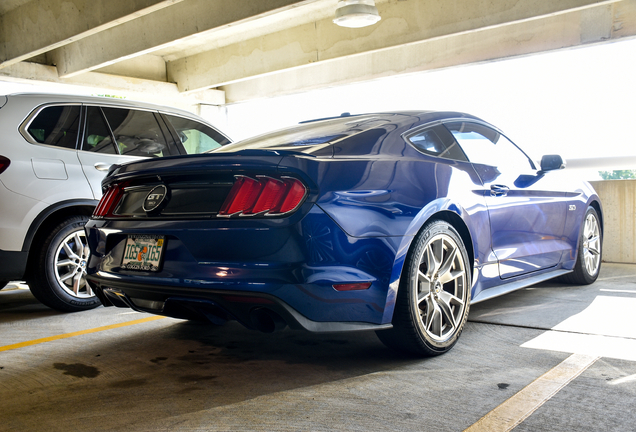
[94,162,111,172]
[490,184,510,197]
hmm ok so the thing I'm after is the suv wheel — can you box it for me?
[27,216,101,312]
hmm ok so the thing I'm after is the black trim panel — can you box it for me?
[0,250,28,280]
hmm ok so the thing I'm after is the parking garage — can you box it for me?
[2,1,636,431]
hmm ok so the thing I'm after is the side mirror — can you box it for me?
[540,155,566,173]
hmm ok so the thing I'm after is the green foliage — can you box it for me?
[598,170,636,180]
[92,94,126,99]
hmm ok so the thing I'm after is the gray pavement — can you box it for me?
[1,263,635,431]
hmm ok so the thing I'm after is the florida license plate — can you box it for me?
[121,235,165,271]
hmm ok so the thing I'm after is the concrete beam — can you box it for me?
[50,0,317,78]
[568,156,636,170]
[96,55,168,82]
[0,0,182,69]
[168,0,621,93]
[221,0,636,103]
[0,61,225,109]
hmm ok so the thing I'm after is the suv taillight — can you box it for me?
[218,175,308,217]
[0,156,10,175]
[93,183,126,218]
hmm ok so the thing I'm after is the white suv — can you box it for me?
[0,93,231,311]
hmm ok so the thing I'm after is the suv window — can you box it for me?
[445,122,532,170]
[82,106,117,154]
[405,124,467,161]
[26,105,81,149]
[101,107,168,157]
[164,114,230,154]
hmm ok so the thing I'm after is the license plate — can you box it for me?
[121,235,165,272]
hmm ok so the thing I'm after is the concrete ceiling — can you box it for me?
[1,0,635,107]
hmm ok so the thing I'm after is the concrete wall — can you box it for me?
[589,180,636,264]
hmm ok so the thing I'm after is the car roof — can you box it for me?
[4,92,201,120]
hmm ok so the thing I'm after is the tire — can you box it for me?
[560,206,602,285]
[26,216,101,312]
[377,220,471,356]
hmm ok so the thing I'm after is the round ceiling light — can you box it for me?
[333,0,381,28]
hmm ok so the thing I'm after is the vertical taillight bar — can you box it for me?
[272,178,307,214]
[218,176,262,216]
[0,156,10,175]
[93,183,125,218]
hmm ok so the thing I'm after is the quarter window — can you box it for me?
[26,105,81,149]
[164,114,230,154]
[405,125,467,161]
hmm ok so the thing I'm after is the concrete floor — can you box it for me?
[1,263,636,431]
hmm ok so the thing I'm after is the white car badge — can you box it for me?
[143,184,169,213]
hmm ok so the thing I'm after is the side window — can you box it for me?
[26,105,81,149]
[101,107,168,157]
[445,122,532,170]
[405,125,467,161]
[164,114,230,154]
[82,106,117,154]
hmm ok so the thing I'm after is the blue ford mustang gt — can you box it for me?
[85,111,603,356]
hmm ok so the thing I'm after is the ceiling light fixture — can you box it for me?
[333,0,381,28]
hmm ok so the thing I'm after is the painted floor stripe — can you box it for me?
[464,353,599,432]
[0,316,165,352]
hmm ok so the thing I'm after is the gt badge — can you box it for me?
[143,185,169,213]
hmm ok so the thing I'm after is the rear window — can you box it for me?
[25,105,81,149]
[211,115,389,154]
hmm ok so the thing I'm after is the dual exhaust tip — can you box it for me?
[250,307,287,333]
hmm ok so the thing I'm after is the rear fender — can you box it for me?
[381,199,488,323]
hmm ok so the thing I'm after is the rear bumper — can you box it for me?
[87,275,392,333]
[85,206,402,325]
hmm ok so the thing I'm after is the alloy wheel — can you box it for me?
[583,212,601,277]
[53,229,93,298]
[416,233,468,342]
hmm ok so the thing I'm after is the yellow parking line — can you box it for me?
[0,316,165,352]
[464,353,599,432]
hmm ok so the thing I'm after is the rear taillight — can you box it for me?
[218,175,308,217]
[0,156,10,175]
[93,183,126,218]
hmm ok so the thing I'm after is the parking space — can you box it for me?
[2,263,636,431]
